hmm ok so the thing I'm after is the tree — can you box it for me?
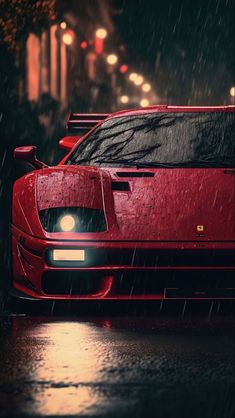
[0,0,56,54]
[0,1,56,299]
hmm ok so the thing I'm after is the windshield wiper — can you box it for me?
[174,158,235,168]
[195,156,235,166]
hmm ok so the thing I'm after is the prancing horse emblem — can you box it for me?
[197,225,204,232]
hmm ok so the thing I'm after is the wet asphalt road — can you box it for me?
[0,308,234,418]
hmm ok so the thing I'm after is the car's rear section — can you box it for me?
[11,105,235,301]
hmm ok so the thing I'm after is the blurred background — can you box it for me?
[0,0,234,288]
[0,0,234,163]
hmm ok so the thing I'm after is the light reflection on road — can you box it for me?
[0,315,234,417]
[31,322,104,415]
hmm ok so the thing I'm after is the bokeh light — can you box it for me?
[120,95,129,104]
[120,64,128,74]
[129,72,138,82]
[60,21,67,30]
[134,75,144,86]
[230,86,235,97]
[80,41,88,49]
[142,83,151,92]
[95,28,108,39]
[62,32,73,46]
[140,98,149,107]
[106,54,118,65]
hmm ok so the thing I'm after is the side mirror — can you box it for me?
[59,136,81,151]
[14,146,47,169]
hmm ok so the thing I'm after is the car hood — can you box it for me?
[13,165,235,241]
[108,167,235,241]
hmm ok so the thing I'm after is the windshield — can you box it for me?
[67,112,235,168]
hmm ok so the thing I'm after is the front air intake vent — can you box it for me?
[116,172,154,178]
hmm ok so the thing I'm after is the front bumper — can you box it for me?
[12,225,235,300]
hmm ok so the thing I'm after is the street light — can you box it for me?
[230,86,235,97]
[129,72,138,82]
[142,83,151,92]
[120,95,129,104]
[134,75,144,86]
[96,28,108,39]
[95,28,107,54]
[107,54,118,65]
[140,98,149,107]
[62,31,74,46]
[60,21,67,29]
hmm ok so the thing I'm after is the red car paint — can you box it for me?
[11,105,235,300]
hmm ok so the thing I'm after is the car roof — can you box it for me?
[109,105,235,119]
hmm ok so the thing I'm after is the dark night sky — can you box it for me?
[115,0,235,105]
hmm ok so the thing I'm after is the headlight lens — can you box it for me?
[39,207,107,233]
[59,214,77,232]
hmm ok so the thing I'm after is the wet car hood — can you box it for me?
[13,165,235,241]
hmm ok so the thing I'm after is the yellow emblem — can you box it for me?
[197,225,204,232]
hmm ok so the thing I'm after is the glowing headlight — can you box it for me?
[59,214,76,232]
[39,207,106,233]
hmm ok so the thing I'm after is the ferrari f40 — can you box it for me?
[11,105,235,300]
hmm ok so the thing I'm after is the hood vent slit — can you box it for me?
[116,172,154,178]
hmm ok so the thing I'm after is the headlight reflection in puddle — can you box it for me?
[26,322,111,415]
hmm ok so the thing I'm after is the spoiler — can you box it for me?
[67,113,109,132]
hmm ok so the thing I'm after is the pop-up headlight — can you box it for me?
[39,207,107,233]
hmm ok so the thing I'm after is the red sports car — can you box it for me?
[11,105,235,300]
